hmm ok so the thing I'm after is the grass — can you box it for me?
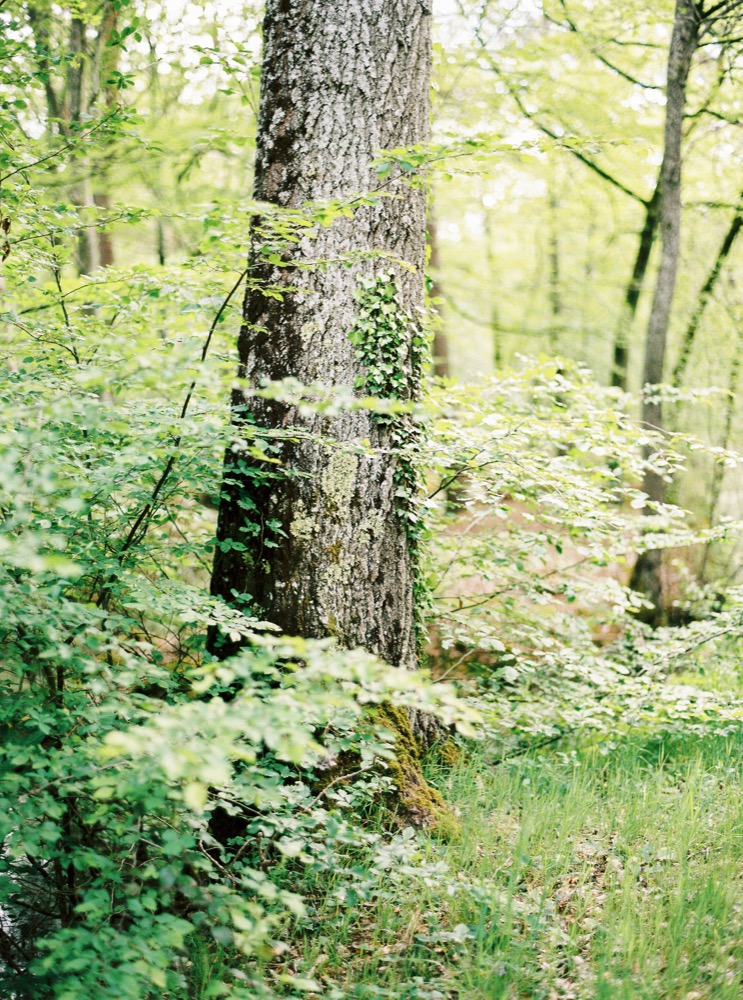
[290,728,743,999]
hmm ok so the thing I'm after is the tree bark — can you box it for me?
[630,0,700,622]
[28,2,118,274]
[211,1,432,679]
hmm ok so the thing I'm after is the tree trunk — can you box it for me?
[427,207,450,378]
[66,16,98,277]
[672,192,743,387]
[547,188,562,354]
[611,182,661,390]
[28,3,118,275]
[630,0,699,623]
[483,209,502,369]
[699,321,743,580]
[211,1,432,677]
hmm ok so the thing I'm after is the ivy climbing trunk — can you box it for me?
[630,0,699,622]
[211,3,432,681]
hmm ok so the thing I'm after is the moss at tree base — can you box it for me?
[374,704,460,840]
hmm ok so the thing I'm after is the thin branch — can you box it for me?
[0,108,120,184]
[112,268,248,566]
[700,0,743,20]
[479,54,645,204]
[50,245,80,364]
[301,769,366,812]
[9,213,134,249]
[672,193,743,385]
[552,0,662,90]
[490,729,570,765]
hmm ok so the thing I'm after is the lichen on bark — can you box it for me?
[211,0,432,671]
[209,0,448,820]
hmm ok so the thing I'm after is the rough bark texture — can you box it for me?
[630,0,699,621]
[211,2,432,680]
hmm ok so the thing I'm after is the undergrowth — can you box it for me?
[281,703,743,1000]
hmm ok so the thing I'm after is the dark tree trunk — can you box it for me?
[630,0,699,622]
[672,193,743,386]
[611,182,661,390]
[211,1,432,679]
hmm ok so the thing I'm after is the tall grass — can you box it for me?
[290,730,743,999]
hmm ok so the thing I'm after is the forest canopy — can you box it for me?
[2,1,743,997]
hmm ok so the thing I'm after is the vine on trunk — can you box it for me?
[349,271,432,652]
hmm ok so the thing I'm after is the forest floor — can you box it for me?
[282,667,743,1000]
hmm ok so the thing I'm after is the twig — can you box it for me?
[0,108,121,184]
[103,267,248,593]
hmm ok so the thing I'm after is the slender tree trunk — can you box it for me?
[29,5,118,275]
[67,16,101,276]
[630,0,699,622]
[672,193,743,386]
[94,193,115,267]
[427,207,450,378]
[211,1,431,676]
[611,182,661,390]
[547,188,562,354]
[483,209,502,369]
[699,321,743,580]
[156,215,167,266]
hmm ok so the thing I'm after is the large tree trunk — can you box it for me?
[211,1,431,677]
[630,0,699,623]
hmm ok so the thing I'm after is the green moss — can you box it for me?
[374,704,460,840]
[429,738,462,769]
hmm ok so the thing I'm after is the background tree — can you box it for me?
[631,0,743,618]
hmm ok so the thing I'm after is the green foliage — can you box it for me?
[288,728,743,999]
[423,360,743,753]
[349,272,431,646]
[3,1,743,996]
[349,272,426,401]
